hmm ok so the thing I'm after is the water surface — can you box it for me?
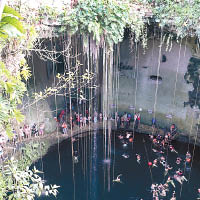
[35,130,200,200]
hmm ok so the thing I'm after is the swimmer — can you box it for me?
[113,174,123,184]
[152,148,158,153]
[186,151,191,158]
[71,137,76,142]
[186,151,191,163]
[166,177,175,188]
[173,174,187,184]
[122,153,129,159]
[176,169,183,176]
[151,183,156,191]
[73,156,79,163]
[160,156,166,166]
[164,165,172,176]
[118,135,124,139]
[153,159,158,167]
[160,156,165,161]
[197,188,200,199]
[169,145,178,154]
[160,160,166,167]
[123,142,128,147]
[160,189,167,197]
[153,138,157,144]
[149,134,154,139]
[176,157,182,165]
[126,132,131,139]
[136,154,141,164]
[170,191,176,200]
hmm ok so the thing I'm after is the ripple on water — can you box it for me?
[103,159,111,164]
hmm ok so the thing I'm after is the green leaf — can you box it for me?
[1,16,24,33]
[3,5,22,19]
[0,30,8,39]
[13,109,24,122]
[0,24,23,37]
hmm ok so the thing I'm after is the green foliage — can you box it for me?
[3,5,22,19]
[18,142,49,169]
[0,5,33,137]
[0,61,27,136]
[0,142,59,199]
[51,0,200,45]
[0,157,59,200]
[57,0,147,47]
[150,0,200,38]
[0,5,24,39]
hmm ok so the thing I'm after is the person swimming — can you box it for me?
[136,154,141,164]
[173,174,187,184]
[186,151,191,163]
[126,132,131,139]
[118,134,124,139]
[73,151,79,163]
[176,157,182,165]
[169,145,178,154]
[160,156,166,166]
[74,155,79,163]
[113,174,123,184]
[176,169,183,176]
[197,188,200,199]
[152,148,158,153]
[164,165,173,176]
[166,176,175,188]
[122,153,130,159]
[153,159,158,167]
[123,142,128,147]
[170,191,176,200]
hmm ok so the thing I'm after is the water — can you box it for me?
[35,130,200,200]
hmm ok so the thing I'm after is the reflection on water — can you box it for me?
[91,129,98,200]
[35,130,200,200]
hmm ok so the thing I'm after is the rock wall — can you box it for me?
[117,38,200,138]
[23,51,65,133]
[24,35,200,140]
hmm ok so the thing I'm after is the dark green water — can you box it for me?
[35,130,200,200]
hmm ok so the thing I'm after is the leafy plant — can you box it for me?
[0,5,24,39]
[57,0,148,47]
[0,157,59,200]
[18,142,49,169]
[150,0,200,38]
[0,61,28,137]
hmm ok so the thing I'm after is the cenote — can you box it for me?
[35,130,200,200]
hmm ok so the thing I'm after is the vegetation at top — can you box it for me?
[150,0,200,38]
[40,0,200,46]
[57,0,148,46]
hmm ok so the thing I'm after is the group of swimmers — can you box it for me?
[149,130,193,199]
[114,126,198,200]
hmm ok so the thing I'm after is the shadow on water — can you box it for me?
[35,130,200,200]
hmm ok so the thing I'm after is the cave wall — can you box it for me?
[24,50,65,133]
[23,35,200,138]
[117,38,199,137]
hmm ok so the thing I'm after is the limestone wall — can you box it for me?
[117,38,199,137]
[23,51,64,133]
[24,36,200,140]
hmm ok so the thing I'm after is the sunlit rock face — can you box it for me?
[117,38,199,136]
